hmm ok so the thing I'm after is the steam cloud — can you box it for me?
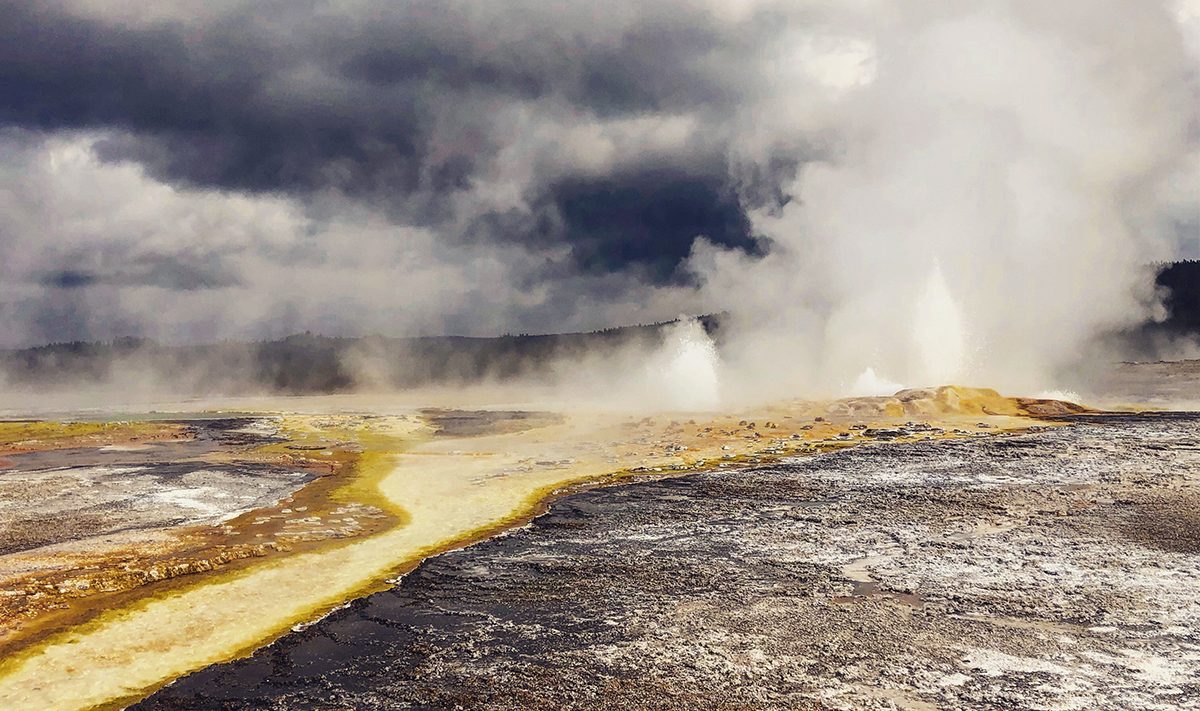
[0,0,1197,403]
[693,0,1200,398]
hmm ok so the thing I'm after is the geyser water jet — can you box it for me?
[650,318,721,411]
[912,260,967,386]
[848,367,905,398]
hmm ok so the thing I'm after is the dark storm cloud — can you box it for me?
[38,255,240,292]
[0,3,268,132]
[0,0,780,279]
[540,167,763,282]
[334,11,733,113]
[41,270,97,290]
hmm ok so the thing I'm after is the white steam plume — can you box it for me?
[647,318,722,411]
[697,0,1198,400]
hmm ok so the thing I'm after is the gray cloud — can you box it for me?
[0,0,1196,406]
[0,0,782,281]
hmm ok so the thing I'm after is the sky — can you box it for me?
[0,0,1198,394]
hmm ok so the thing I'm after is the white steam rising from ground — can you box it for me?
[536,317,723,413]
[648,319,722,411]
[911,260,968,389]
[848,367,906,399]
[688,0,1199,403]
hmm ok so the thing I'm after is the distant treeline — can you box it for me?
[0,315,725,394]
[4,259,1199,394]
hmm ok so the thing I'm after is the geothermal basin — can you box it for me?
[0,375,1195,710]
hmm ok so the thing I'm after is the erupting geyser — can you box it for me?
[844,260,968,396]
[912,260,967,386]
[650,318,721,411]
[848,367,906,398]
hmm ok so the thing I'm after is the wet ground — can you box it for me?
[139,412,1200,710]
[0,418,306,556]
[0,415,402,657]
[419,409,561,438]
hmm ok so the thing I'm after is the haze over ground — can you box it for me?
[1,0,1198,400]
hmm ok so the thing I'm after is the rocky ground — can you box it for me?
[138,412,1200,710]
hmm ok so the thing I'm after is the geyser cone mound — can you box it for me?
[830,385,1091,419]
